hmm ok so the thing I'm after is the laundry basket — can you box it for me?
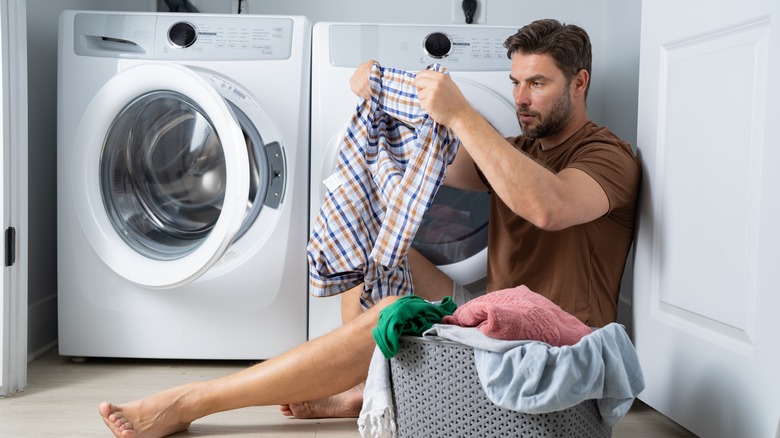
[389,336,612,438]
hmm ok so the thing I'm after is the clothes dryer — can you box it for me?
[57,11,310,359]
[309,22,521,339]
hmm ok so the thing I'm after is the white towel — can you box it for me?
[357,346,397,437]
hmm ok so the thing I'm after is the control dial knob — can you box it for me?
[423,32,452,58]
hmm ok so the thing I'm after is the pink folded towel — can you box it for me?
[441,285,592,346]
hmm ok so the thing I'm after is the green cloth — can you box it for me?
[372,295,458,358]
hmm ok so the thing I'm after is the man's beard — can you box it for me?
[516,90,573,139]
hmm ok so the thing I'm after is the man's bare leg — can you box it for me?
[99,296,400,438]
[341,283,366,325]
[279,284,366,419]
[282,249,454,419]
[405,248,455,302]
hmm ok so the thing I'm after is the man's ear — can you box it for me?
[572,69,590,97]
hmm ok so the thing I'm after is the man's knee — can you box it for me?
[352,295,402,329]
[373,295,402,313]
[363,295,402,320]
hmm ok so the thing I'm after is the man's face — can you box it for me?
[510,53,574,139]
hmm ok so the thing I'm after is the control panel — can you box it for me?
[72,12,294,61]
[329,24,513,71]
[155,15,294,60]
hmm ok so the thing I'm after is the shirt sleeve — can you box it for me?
[567,142,641,214]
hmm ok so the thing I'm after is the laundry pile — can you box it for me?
[358,285,646,438]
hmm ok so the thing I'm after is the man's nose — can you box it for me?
[514,86,531,107]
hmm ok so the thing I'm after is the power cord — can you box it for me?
[462,0,477,24]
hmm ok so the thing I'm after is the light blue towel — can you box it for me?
[423,323,645,427]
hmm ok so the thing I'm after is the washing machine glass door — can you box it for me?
[411,78,519,288]
[72,63,251,288]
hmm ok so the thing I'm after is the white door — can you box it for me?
[633,0,780,436]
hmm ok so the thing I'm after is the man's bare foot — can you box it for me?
[98,387,194,438]
[279,383,364,419]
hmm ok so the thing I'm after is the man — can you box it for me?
[342,19,639,329]
[99,19,640,437]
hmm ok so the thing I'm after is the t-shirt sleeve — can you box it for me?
[567,143,641,215]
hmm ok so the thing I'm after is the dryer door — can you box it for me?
[411,78,519,288]
[71,63,251,288]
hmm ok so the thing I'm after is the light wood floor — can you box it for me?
[0,350,697,437]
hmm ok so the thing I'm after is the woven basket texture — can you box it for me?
[390,336,612,438]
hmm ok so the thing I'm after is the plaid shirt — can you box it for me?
[308,63,459,308]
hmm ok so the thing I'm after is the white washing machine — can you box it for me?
[57,11,310,360]
[309,22,521,339]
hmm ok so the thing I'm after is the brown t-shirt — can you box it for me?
[482,121,641,327]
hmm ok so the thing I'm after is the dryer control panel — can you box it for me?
[329,24,513,71]
[73,12,294,61]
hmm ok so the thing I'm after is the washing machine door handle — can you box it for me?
[71,62,251,288]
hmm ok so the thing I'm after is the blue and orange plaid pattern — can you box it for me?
[307,63,460,308]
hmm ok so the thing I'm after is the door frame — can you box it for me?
[0,0,28,397]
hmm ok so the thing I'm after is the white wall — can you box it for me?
[24,0,155,360]
[602,0,641,147]
[156,0,238,14]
